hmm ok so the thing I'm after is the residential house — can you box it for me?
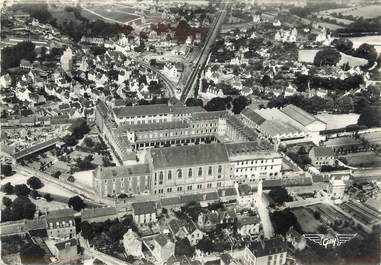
[81,207,118,223]
[123,229,143,258]
[151,235,175,265]
[243,237,287,265]
[286,227,306,251]
[237,216,260,237]
[328,177,346,200]
[45,209,76,240]
[168,219,203,246]
[309,146,335,169]
[45,238,78,261]
[132,201,158,225]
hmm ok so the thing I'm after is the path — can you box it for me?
[255,194,274,239]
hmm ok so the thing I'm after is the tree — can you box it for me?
[30,190,40,199]
[76,155,96,171]
[358,104,381,128]
[20,243,46,265]
[1,164,13,176]
[27,176,44,190]
[332,38,353,54]
[314,48,341,66]
[261,74,272,87]
[175,238,195,257]
[84,137,95,148]
[80,221,94,240]
[313,211,321,220]
[70,118,90,139]
[268,187,293,205]
[14,184,31,197]
[108,223,125,241]
[185,98,203,107]
[1,182,14,195]
[43,193,53,202]
[196,238,214,253]
[23,201,37,219]
[12,196,36,220]
[1,41,36,72]
[2,196,12,208]
[205,97,229,111]
[270,209,301,236]
[232,96,249,114]
[68,196,85,211]
[355,43,378,63]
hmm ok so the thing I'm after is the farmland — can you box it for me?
[319,5,381,19]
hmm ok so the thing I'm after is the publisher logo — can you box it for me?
[303,234,357,248]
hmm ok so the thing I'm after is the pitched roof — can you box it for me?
[132,201,157,215]
[281,104,322,126]
[237,216,260,227]
[249,237,287,257]
[242,108,266,125]
[154,234,169,247]
[95,164,150,180]
[55,238,77,250]
[81,207,117,220]
[150,144,229,169]
[311,146,334,157]
[112,104,204,118]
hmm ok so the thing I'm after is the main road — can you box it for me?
[180,2,229,102]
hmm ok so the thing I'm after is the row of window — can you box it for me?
[156,166,223,183]
[236,159,275,166]
[236,166,274,172]
[154,182,221,194]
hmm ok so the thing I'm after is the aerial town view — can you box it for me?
[0,0,381,264]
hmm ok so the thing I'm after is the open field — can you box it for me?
[341,152,381,167]
[361,131,381,146]
[81,6,140,23]
[316,113,359,131]
[348,35,381,54]
[340,5,381,19]
[298,49,367,67]
[72,170,94,188]
[319,5,381,19]
[0,172,77,198]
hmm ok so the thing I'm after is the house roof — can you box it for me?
[55,238,77,250]
[81,207,117,220]
[237,216,260,227]
[218,187,237,197]
[117,121,189,133]
[150,144,229,169]
[95,164,150,180]
[132,201,157,215]
[311,146,334,157]
[154,234,169,247]
[249,237,287,257]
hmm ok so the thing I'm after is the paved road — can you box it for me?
[255,194,274,239]
[180,3,229,102]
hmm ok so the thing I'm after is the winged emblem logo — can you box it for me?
[303,233,357,248]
